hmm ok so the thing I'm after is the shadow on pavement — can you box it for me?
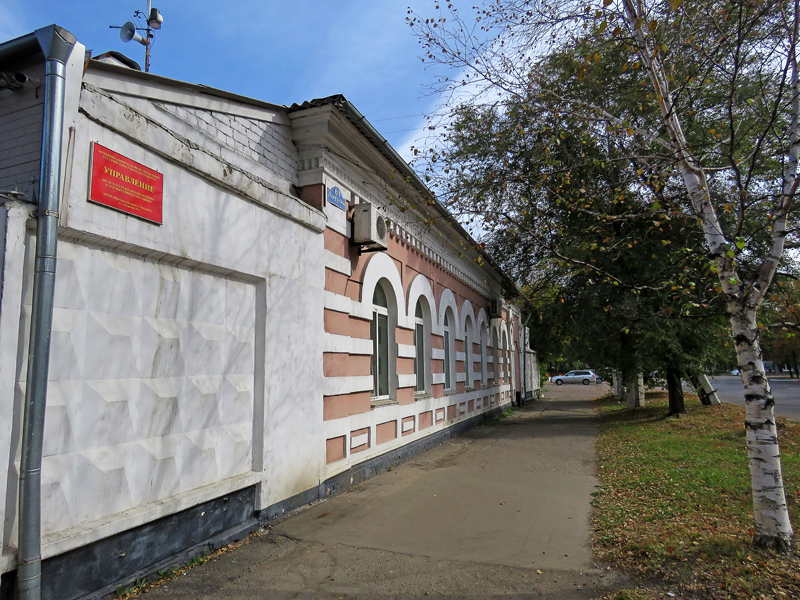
[144,380,629,600]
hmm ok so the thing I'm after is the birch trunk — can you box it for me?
[625,372,645,410]
[697,374,722,407]
[623,0,796,550]
[730,304,795,550]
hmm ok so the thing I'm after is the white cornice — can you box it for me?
[289,105,504,298]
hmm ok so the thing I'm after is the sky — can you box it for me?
[0,0,448,161]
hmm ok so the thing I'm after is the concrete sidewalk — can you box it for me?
[146,383,626,599]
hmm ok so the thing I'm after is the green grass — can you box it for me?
[593,391,800,599]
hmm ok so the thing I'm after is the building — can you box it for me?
[0,26,540,599]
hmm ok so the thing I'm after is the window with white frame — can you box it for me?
[464,320,472,389]
[464,332,471,386]
[490,330,499,384]
[414,302,426,393]
[371,285,390,398]
[502,334,509,381]
[480,325,488,386]
[464,315,476,389]
[443,312,453,390]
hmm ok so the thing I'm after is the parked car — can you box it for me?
[731,369,741,376]
[550,370,603,385]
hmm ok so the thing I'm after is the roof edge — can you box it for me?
[290,95,517,294]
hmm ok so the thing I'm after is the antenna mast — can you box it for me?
[111,3,164,72]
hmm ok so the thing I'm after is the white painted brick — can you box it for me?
[231,120,246,136]
[246,128,261,143]
[215,122,234,138]
[397,374,417,389]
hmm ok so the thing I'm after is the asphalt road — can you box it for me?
[710,375,800,420]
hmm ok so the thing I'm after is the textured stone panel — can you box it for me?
[17,239,257,538]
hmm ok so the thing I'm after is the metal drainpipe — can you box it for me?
[17,25,76,600]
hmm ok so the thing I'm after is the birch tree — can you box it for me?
[410,0,800,551]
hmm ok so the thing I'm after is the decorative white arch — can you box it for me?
[355,252,405,321]
[498,319,508,338]
[501,326,510,382]
[477,314,490,386]
[406,274,437,330]
[459,300,476,335]
[436,288,460,337]
[490,326,500,384]
[489,319,502,342]
[475,307,489,336]
[461,301,477,388]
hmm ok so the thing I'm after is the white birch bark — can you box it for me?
[697,374,721,406]
[623,0,796,551]
[625,372,645,410]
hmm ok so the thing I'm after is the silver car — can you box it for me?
[550,370,602,385]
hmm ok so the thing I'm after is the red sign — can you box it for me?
[89,143,163,224]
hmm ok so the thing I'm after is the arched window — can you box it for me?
[414,301,428,393]
[491,329,500,385]
[480,324,488,386]
[502,331,509,381]
[464,315,474,389]
[443,311,454,390]
[372,284,390,398]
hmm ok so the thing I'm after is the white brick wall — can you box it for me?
[0,82,44,198]
[158,103,299,184]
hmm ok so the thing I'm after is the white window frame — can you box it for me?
[372,305,390,398]
[371,284,394,401]
[491,330,499,384]
[444,313,454,391]
[464,332,472,389]
[504,347,509,380]
[414,304,426,393]
[480,326,488,386]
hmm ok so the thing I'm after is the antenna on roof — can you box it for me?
[110,1,164,72]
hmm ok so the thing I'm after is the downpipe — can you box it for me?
[16,25,76,600]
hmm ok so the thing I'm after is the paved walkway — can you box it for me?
[147,383,626,599]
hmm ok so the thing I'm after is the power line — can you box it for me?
[371,113,426,122]
[383,126,430,134]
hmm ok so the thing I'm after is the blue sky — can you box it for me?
[0,0,444,159]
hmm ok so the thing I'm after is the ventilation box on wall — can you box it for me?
[352,202,388,250]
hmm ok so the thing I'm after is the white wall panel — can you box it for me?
[16,239,257,538]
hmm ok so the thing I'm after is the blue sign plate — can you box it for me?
[327,186,347,211]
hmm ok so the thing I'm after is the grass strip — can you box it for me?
[593,391,800,599]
